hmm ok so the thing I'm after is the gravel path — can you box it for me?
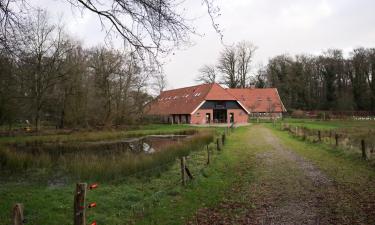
[252,127,335,225]
[188,126,341,225]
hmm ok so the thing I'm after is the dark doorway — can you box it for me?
[213,109,227,123]
[205,113,211,123]
[230,113,234,123]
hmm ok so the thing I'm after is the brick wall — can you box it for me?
[227,109,249,124]
[190,109,248,124]
[191,109,213,124]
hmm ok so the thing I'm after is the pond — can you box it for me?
[10,134,191,157]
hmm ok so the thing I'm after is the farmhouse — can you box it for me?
[146,83,286,124]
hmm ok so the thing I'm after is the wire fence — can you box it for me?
[10,127,234,225]
[275,122,375,161]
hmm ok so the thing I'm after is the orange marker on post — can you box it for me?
[89,183,98,190]
[88,202,97,208]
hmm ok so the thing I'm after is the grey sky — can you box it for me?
[38,0,375,89]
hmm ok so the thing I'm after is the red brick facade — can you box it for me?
[227,109,248,124]
[191,109,212,124]
[190,108,248,125]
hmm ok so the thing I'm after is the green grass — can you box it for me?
[268,125,375,185]
[277,118,375,130]
[3,121,375,224]
[0,126,252,225]
[265,124,375,223]
[268,119,375,161]
[0,124,199,144]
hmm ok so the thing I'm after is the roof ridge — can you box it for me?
[161,83,212,93]
[222,86,240,101]
[227,87,277,90]
[202,83,215,99]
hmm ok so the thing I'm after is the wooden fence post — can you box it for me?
[335,134,339,147]
[318,130,321,142]
[361,140,367,160]
[206,145,210,165]
[180,157,186,185]
[12,203,24,225]
[74,183,87,225]
[329,130,332,144]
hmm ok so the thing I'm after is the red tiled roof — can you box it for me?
[146,83,213,115]
[205,83,237,100]
[145,83,286,115]
[226,88,286,113]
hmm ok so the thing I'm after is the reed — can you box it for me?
[0,131,214,180]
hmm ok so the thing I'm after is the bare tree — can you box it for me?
[217,46,237,88]
[237,41,257,88]
[152,72,168,94]
[0,0,27,52]
[195,64,217,83]
[19,9,71,130]
[1,0,221,57]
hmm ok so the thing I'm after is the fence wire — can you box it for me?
[278,122,375,160]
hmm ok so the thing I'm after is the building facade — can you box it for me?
[145,83,286,125]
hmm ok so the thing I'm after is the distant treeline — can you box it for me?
[258,48,375,111]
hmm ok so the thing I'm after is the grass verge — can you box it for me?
[268,125,375,186]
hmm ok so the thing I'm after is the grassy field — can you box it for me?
[0,125,255,225]
[277,118,375,130]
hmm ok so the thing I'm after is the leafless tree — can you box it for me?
[217,46,237,88]
[1,0,221,57]
[19,9,71,130]
[195,64,217,84]
[0,0,27,52]
[152,72,168,94]
[237,41,257,88]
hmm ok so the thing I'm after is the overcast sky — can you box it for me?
[38,0,375,89]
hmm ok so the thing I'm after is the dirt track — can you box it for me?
[188,126,374,225]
